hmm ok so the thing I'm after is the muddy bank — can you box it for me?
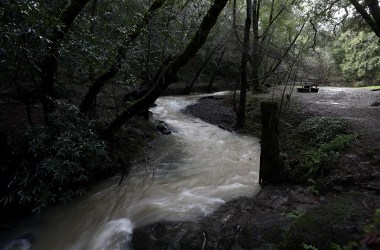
[184,95,236,130]
[133,185,379,249]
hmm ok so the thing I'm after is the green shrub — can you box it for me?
[280,193,365,249]
[293,134,357,182]
[286,210,305,221]
[298,117,348,143]
[1,102,112,212]
[302,244,318,250]
[366,209,380,233]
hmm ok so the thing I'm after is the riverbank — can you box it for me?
[0,94,262,249]
[133,87,380,249]
[1,87,378,249]
[0,90,160,231]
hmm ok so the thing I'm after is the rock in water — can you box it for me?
[155,121,172,135]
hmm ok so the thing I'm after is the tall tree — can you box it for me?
[236,0,252,128]
[251,0,261,92]
[102,0,229,139]
[248,0,299,91]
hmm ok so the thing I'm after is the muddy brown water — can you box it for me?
[0,93,261,250]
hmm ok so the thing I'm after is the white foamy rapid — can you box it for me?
[0,93,260,250]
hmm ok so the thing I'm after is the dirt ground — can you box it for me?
[276,87,380,183]
[282,87,380,147]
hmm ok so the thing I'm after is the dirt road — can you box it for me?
[286,87,380,146]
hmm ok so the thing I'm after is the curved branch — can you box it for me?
[79,0,167,113]
[261,22,306,85]
[102,0,229,139]
[366,0,380,34]
[349,0,380,37]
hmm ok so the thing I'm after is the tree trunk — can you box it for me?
[251,0,260,92]
[259,102,280,186]
[79,0,166,114]
[88,0,98,83]
[183,43,221,94]
[236,0,252,129]
[232,0,243,47]
[40,0,91,98]
[102,0,229,139]
[0,131,7,161]
[123,55,176,102]
[349,0,380,38]
[366,0,380,33]
[208,47,226,93]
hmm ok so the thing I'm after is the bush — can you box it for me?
[298,117,348,143]
[280,193,366,250]
[1,102,112,212]
[298,134,357,181]
[366,209,380,234]
[287,116,356,182]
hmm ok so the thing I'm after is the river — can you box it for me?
[0,94,260,250]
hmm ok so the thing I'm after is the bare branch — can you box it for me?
[309,19,318,49]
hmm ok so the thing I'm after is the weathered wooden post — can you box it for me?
[0,131,7,162]
[259,102,280,186]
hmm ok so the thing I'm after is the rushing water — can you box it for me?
[0,94,261,250]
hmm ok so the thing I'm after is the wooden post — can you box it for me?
[0,131,7,161]
[259,102,280,186]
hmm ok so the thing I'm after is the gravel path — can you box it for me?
[285,87,380,147]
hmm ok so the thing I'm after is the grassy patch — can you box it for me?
[357,85,380,90]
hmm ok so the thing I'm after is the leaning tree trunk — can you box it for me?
[236,0,252,129]
[349,0,380,38]
[102,0,229,139]
[79,0,166,114]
